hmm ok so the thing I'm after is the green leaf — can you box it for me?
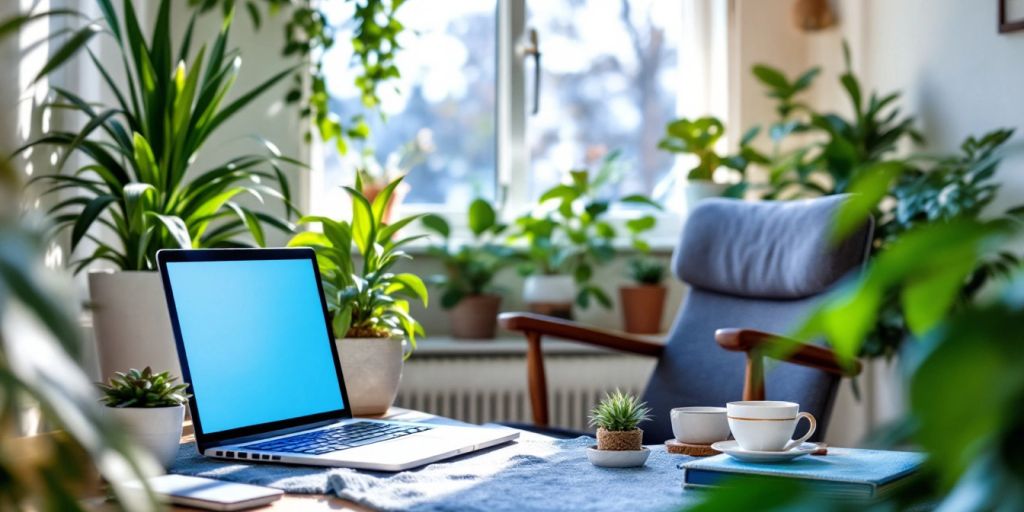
[393,273,429,307]
[625,216,657,234]
[147,213,192,248]
[370,176,404,224]
[467,198,496,236]
[752,64,789,91]
[832,161,904,241]
[70,195,117,251]
[344,186,376,255]
[34,23,102,82]
[420,214,450,238]
[620,194,662,210]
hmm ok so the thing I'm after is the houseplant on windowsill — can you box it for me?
[620,257,668,334]
[355,129,435,224]
[657,116,764,209]
[421,198,516,339]
[18,1,302,381]
[510,152,661,319]
[289,176,428,415]
[586,390,652,468]
[99,367,191,469]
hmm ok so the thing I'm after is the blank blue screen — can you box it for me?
[165,258,345,434]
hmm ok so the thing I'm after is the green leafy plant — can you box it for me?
[421,198,517,309]
[510,151,662,309]
[588,390,652,432]
[289,176,428,347]
[627,257,666,286]
[657,116,766,196]
[98,367,191,408]
[189,0,405,154]
[17,0,302,273]
[0,114,158,508]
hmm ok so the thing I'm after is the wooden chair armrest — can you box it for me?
[499,312,665,427]
[498,312,665,357]
[715,328,862,401]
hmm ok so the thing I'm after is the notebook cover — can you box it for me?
[681,448,924,497]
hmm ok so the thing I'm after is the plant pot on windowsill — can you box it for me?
[683,180,729,212]
[449,294,503,339]
[619,285,667,334]
[336,335,406,416]
[100,368,190,469]
[523,275,575,320]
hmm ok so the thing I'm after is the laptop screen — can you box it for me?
[163,257,346,434]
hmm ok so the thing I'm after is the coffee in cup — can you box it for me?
[726,401,816,452]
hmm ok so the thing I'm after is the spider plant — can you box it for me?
[289,176,428,348]
[15,0,303,273]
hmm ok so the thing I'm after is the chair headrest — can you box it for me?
[672,195,872,300]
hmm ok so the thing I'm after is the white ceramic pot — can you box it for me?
[108,404,185,469]
[684,180,729,212]
[89,271,181,381]
[522,275,576,304]
[336,337,405,416]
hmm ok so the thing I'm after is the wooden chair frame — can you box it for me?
[498,312,862,427]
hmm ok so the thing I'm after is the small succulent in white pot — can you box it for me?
[290,175,428,415]
[99,367,191,469]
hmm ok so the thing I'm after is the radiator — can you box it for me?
[395,353,656,431]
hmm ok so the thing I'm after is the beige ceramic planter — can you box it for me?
[336,337,405,415]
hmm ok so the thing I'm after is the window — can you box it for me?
[314,0,726,241]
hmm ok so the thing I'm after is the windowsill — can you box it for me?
[410,335,665,358]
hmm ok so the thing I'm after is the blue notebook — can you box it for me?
[681,448,925,498]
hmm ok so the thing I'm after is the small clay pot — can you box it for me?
[619,285,667,334]
[596,427,644,451]
[449,294,502,339]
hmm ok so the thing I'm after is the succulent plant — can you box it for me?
[98,367,191,408]
[588,390,652,432]
[627,258,667,286]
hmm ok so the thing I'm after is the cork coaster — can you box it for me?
[665,439,719,457]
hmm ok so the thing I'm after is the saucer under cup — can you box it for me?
[711,440,819,463]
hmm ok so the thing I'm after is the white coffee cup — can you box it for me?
[726,401,816,452]
[670,407,730,444]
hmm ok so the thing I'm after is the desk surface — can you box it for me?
[168,408,533,512]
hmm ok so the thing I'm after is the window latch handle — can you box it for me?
[524,28,541,115]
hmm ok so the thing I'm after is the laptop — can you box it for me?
[156,248,518,471]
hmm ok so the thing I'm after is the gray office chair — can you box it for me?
[500,195,873,443]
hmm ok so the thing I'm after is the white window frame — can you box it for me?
[311,0,732,251]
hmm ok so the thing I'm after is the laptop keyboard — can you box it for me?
[245,422,432,456]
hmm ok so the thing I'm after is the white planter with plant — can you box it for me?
[20,2,301,381]
[586,390,652,468]
[658,116,761,210]
[510,153,661,319]
[291,176,428,415]
[421,198,515,339]
[99,367,191,469]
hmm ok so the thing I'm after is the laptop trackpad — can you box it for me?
[329,434,468,466]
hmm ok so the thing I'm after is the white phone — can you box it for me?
[123,474,284,511]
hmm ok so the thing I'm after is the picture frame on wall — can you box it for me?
[1000,0,1024,33]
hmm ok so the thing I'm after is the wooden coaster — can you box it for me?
[665,439,719,457]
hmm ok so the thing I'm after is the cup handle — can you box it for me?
[784,412,816,451]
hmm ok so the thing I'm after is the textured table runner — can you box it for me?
[170,436,699,511]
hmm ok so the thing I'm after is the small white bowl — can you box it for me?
[586,446,650,468]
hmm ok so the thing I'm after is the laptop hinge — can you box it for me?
[201,419,342,451]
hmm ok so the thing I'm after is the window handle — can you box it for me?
[524,28,541,115]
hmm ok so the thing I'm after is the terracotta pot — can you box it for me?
[89,271,181,381]
[619,285,667,334]
[449,294,502,339]
[335,337,405,415]
[523,275,575,320]
[596,427,644,451]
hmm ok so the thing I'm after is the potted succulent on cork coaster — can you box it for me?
[586,390,652,468]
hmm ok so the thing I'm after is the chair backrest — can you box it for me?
[639,195,872,444]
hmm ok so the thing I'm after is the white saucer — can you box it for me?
[586,446,650,468]
[710,441,820,463]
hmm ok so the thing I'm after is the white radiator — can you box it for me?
[395,349,656,431]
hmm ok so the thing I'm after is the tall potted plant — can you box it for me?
[421,198,516,339]
[657,116,762,208]
[18,1,302,380]
[510,152,660,318]
[289,176,428,415]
